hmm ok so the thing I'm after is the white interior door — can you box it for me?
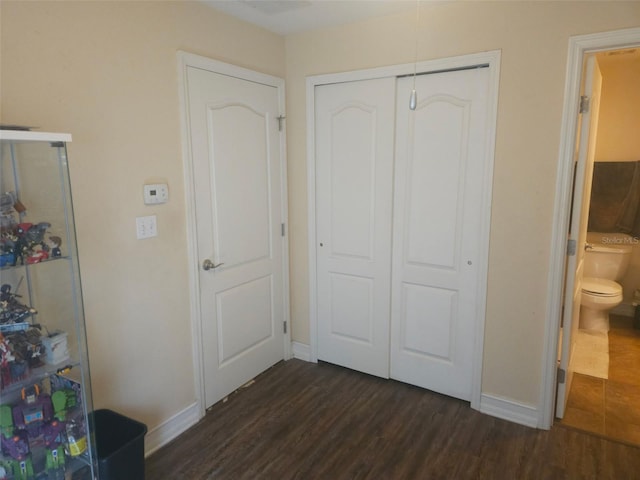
[390,68,490,401]
[186,65,286,409]
[555,55,602,418]
[315,78,396,378]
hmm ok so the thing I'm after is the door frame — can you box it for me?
[177,51,291,418]
[306,50,501,411]
[541,27,640,429]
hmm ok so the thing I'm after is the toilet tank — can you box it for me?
[584,232,634,280]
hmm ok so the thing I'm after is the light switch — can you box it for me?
[144,183,169,205]
[136,215,157,239]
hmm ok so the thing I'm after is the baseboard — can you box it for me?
[479,393,539,428]
[291,341,311,362]
[144,401,201,456]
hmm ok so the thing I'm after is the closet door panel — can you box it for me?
[400,284,456,360]
[391,68,490,401]
[329,106,376,260]
[405,97,467,270]
[315,78,396,378]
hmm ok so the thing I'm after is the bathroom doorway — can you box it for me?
[557,46,640,444]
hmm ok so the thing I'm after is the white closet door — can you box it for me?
[390,68,490,401]
[315,78,396,378]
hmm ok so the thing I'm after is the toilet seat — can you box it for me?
[582,277,622,297]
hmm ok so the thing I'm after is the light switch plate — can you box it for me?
[136,215,157,239]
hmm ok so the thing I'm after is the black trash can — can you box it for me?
[93,408,148,480]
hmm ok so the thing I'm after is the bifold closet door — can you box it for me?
[315,77,396,378]
[315,67,490,400]
[390,67,490,401]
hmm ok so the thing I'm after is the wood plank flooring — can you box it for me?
[146,359,640,479]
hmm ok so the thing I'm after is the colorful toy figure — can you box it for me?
[1,387,72,479]
[25,245,48,264]
[46,236,62,258]
[0,284,37,325]
[7,458,34,480]
[0,404,13,439]
[43,420,66,479]
[8,221,51,266]
[65,419,87,457]
[51,389,76,421]
[12,385,53,437]
[0,429,29,461]
[0,252,14,268]
[0,334,14,386]
[45,446,65,480]
[0,430,34,480]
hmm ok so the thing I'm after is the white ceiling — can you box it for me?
[202,0,417,35]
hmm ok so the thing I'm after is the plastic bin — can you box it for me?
[93,409,148,480]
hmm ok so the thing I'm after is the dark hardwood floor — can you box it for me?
[146,359,640,479]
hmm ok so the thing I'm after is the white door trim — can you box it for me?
[541,27,640,430]
[178,51,291,419]
[306,50,501,411]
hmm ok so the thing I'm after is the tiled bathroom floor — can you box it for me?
[559,314,640,445]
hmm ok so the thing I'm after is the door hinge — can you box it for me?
[567,239,577,256]
[283,321,287,334]
[557,367,566,384]
[281,223,286,237]
[277,115,286,132]
[579,95,590,114]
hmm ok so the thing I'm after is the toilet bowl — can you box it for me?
[580,277,623,331]
[579,234,632,332]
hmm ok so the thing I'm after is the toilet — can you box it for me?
[580,233,633,331]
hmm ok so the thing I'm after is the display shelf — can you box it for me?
[0,131,97,479]
[0,255,71,272]
[0,361,81,398]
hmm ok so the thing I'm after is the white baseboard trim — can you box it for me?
[291,341,311,362]
[479,393,539,428]
[145,401,201,457]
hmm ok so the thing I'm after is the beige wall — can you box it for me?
[595,54,640,162]
[285,2,640,407]
[0,1,284,429]
[2,0,640,434]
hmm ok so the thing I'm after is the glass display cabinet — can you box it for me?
[0,131,97,479]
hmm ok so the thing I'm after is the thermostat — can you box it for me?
[143,183,169,205]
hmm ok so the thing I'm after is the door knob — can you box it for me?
[202,259,224,271]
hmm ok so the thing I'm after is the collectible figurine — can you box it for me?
[0,430,29,461]
[0,405,13,439]
[11,222,51,266]
[51,389,76,421]
[43,420,66,480]
[0,334,14,386]
[25,245,48,264]
[46,236,62,258]
[0,191,19,231]
[0,284,37,325]
[65,419,87,457]
[12,385,53,437]
[7,458,34,480]
[0,430,34,480]
[8,328,44,368]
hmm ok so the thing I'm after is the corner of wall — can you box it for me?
[479,393,539,429]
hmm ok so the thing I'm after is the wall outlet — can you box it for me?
[136,215,157,239]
